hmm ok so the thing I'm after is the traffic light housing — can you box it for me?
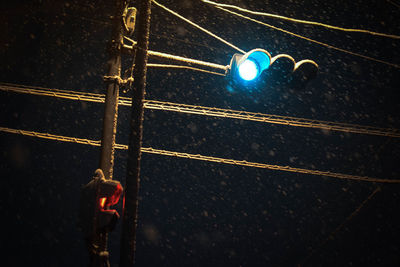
[227,48,318,92]
[79,169,123,237]
[228,48,272,87]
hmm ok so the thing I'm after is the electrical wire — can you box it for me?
[298,186,382,266]
[1,83,399,138]
[202,0,400,39]
[152,0,246,54]
[150,32,228,54]
[207,5,400,69]
[386,0,400,8]
[1,126,399,184]
[141,100,399,137]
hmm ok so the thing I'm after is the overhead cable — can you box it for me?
[152,0,246,54]
[386,0,400,8]
[1,83,399,138]
[206,5,400,69]
[299,186,382,266]
[202,0,400,39]
[1,126,399,184]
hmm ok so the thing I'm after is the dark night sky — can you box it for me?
[1,0,400,266]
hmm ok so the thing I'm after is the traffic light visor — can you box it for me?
[98,180,123,207]
[237,49,271,81]
[229,49,271,83]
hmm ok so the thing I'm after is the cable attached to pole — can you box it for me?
[152,0,246,54]
[1,126,400,184]
[209,5,400,69]
[202,0,400,39]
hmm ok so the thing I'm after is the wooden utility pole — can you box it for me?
[120,0,152,266]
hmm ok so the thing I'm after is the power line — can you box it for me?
[1,83,399,138]
[1,126,399,184]
[0,83,106,103]
[152,0,246,54]
[149,32,228,54]
[0,126,102,147]
[386,0,400,8]
[141,101,400,137]
[202,0,400,39]
[208,5,400,69]
[298,186,382,266]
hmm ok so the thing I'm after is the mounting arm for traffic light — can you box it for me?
[122,42,318,89]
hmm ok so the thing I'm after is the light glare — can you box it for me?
[238,59,258,81]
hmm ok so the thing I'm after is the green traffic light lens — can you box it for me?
[238,59,259,81]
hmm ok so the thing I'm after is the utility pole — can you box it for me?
[120,0,152,266]
[94,0,126,266]
[100,0,126,181]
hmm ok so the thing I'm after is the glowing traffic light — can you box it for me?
[226,48,319,93]
[229,49,271,83]
[238,59,258,81]
[78,169,123,237]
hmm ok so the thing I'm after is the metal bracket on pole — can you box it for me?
[122,43,229,73]
[103,75,134,87]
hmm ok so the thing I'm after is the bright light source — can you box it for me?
[238,59,258,81]
[99,197,107,209]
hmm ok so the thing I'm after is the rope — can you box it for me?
[1,126,399,184]
[210,6,400,69]
[1,83,399,138]
[202,0,400,39]
[152,0,246,54]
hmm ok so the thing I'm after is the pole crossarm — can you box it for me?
[1,83,399,138]
[1,126,399,184]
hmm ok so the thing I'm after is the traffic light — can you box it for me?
[228,48,271,86]
[289,59,319,90]
[227,48,318,92]
[79,169,123,237]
